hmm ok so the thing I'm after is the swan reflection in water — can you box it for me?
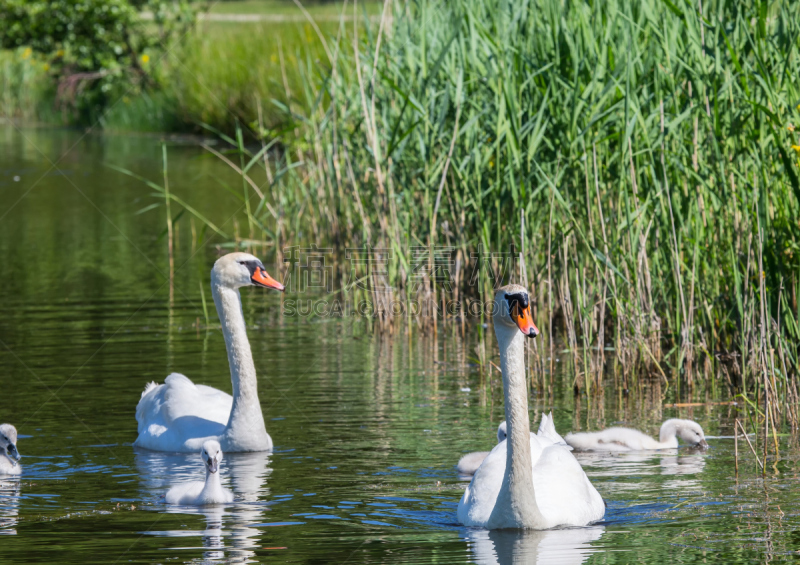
[0,477,20,536]
[464,526,605,565]
[574,449,706,494]
[135,449,272,563]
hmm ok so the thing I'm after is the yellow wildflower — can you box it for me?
[55,49,64,57]
[792,144,800,155]
[789,124,796,132]
[42,63,49,71]
[141,54,150,64]
[22,47,32,60]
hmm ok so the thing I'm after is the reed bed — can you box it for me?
[124,0,800,428]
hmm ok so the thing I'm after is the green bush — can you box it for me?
[0,0,196,121]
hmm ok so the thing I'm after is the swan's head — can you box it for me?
[663,419,708,449]
[497,421,507,443]
[211,252,285,291]
[201,440,224,474]
[493,285,539,338]
[0,424,20,465]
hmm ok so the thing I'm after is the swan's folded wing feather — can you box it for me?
[136,373,232,431]
[537,412,572,449]
[165,481,205,505]
[531,445,605,526]
[565,427,660,451]
[457,435,549,527]
[457,441,506,526]
[135,373,234,451]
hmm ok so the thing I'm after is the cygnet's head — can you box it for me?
[211,252,285,291]
[493,285,539,338]
[0,424,20,465]
[663,419,708,449]
[201,440,224,474]
[497,421,507,443]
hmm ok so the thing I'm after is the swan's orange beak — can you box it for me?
[512,303,539,338]
[252,267,285,291]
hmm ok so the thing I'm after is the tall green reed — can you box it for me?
[275,0,800,416]
[128,0,800,426]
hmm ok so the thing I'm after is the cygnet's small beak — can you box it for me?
[207,458,219,474]
[698,439,709,450]
[7,444,20,462]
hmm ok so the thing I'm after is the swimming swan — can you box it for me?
[0,425,21,476]
[457,286,605,529]
[135,253,284,453]
[165,440,234,505]
[565,419,709,451]
[456,414,570,476]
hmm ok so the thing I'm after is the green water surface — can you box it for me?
[0,126,798,564]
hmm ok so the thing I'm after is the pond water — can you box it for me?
[0,125,799,564]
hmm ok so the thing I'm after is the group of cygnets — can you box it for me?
[0,253,709,532]
[457,417,708,476]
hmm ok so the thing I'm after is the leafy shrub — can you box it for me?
[0,0,196,121]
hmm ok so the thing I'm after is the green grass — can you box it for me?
[208,0,382,17]
[101,17,343,132]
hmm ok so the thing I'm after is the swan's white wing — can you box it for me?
[531,445,605,527]
[565,427,660,451]
[458,435,548,527]
[134,373,232,452]
[165,480,205,505]
[458,440,508,527]
[536,412,572,450]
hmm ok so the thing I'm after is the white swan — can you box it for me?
[135,252,284,453]
[166,440,234,505]
[457,285,605,529]
[456,414,570,476]
[0,425,21,476]
[564,419,708,451]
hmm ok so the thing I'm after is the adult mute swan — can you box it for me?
[456,414,570,476]
[565,419,708,451]
[457,285,605,529]
[0,425,21,476]
[135,253,284,453]
[165,440,234,505]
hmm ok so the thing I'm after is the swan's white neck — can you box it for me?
[488,324,545,529]
[657,422,681,448]
[200,468,227,501]
[211,275,270,451]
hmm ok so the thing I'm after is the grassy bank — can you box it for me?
[0,1,379,132]
[168,0,800,424]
